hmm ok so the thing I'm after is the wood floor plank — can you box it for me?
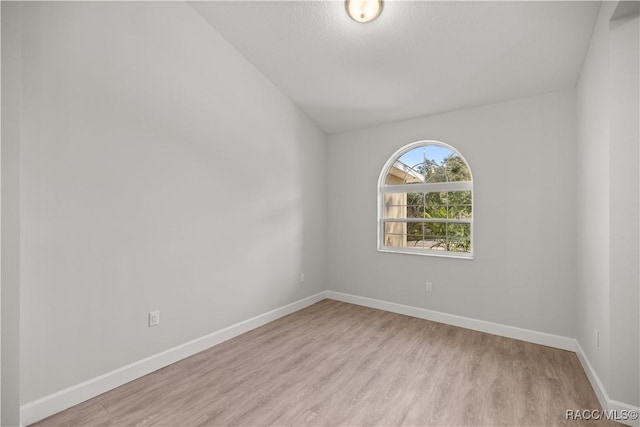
[30,299,621,427]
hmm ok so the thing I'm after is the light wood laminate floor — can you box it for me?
[31,299,620,426]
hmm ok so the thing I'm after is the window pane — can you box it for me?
[446,191,472,219]
[385,162,425,185]
[385,191,473,220]
[446,223,472,252]
[383,221,471,253]
[383,221,409,248]
[386,145,471,185]
[406,192,425,219]
[384,193,429,219]
[424,191,447,219]
[383,193,407,219]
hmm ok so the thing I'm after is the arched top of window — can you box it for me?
[383,142,472,186]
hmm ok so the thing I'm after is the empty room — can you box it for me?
[1,1,639,426]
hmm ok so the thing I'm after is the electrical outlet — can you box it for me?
[425,282,432,292]
[149,311,160,327]
[595,328,599,347]
[300,273,305,284]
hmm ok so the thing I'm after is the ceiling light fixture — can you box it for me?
[346,0,383,23]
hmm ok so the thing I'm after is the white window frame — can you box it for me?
[377,140,474,259]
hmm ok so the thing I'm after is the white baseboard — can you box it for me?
[575,340,640,427]
[325,291,576,351]
[574,340,609,411]
[20,291,328,426]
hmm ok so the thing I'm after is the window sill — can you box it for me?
[378,247,474,260]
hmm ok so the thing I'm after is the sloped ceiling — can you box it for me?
[191,1,600,134]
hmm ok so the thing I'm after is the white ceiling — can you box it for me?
[191,1,600,134]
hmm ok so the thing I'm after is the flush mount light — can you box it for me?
[346,0,383,23]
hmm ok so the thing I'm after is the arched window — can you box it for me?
[378,141,473,258]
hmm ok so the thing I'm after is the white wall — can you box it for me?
[609,12,639,407]
[576,1,639,408]
[1,2,22,425]
[17,2,326,405]
[328,90,577,338]
[575,1,615,398]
